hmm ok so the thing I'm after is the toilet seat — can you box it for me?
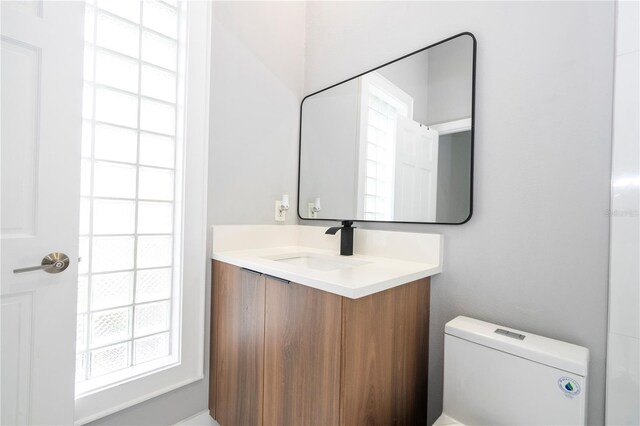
[433,413,465,426]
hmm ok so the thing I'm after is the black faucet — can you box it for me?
[325,220,355,256]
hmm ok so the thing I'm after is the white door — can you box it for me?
[394,116,439,222]
[1,2,85,424]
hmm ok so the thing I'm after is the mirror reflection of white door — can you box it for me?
[1,2,84,424]
[394,116,439,222]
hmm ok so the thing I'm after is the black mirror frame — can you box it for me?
[297,32,477,225]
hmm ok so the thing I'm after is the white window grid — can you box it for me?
[363,91,406,221]
[76,0,184,392]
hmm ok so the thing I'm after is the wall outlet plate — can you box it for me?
[275,200,286,222]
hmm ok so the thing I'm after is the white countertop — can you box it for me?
[211,225,443,299]
[213,245,441,299]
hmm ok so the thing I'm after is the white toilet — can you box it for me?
[434,316,589,426]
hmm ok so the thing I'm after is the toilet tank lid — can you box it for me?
[445,316,589,377]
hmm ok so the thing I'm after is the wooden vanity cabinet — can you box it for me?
[209,261,430,426]
[209,262,265,426]
[263,277,342,425]
[340,278,430,425]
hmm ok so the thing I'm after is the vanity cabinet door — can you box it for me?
[263,278,342,426]
[210,261,266,426]
[340,277,430,426]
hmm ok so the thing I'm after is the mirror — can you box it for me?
[298,33,476,224]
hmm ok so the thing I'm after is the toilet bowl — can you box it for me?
[435,316,589,426]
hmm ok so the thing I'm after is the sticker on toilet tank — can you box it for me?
[558,377,581,398]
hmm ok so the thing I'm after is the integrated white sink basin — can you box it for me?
[263,253,370,271]
[211,225,442,298]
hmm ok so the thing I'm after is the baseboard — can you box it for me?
[174,410,218,425]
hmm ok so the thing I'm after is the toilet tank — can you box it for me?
[442,316,589,425]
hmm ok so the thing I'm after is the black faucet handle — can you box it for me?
[325,226,341,235]
[325,220,355,235]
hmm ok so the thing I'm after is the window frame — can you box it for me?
[356,72,414,221]
[74,1,210,423]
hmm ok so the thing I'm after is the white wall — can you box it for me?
[88,3,307,424]
[303,2,614,424]
[426,35,473,125]
[299,80,360,219]
[605,1,640,424]
[377,50,430,124]
[436,131,472,222]
[208,1,305,226]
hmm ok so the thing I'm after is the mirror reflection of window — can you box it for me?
[358,72,413,221]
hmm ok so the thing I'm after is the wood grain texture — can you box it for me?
[340,277,431,426]
[263,278,342,426]
[208,264,216,419]
[210,261,266,426]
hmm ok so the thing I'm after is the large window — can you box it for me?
[76,0,185,396]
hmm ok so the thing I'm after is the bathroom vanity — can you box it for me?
[208,225,442,425]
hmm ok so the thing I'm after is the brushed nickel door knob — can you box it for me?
[13,252,70,274]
